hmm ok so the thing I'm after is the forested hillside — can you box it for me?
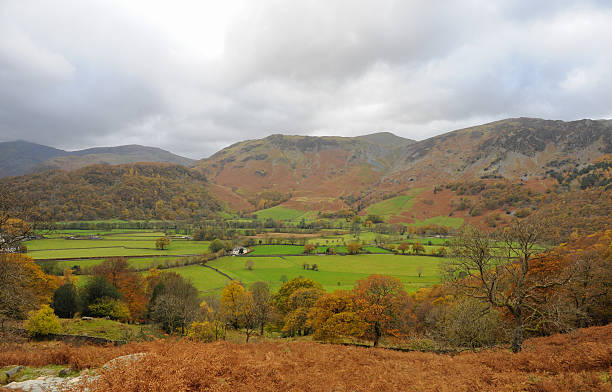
[0,163,220,221]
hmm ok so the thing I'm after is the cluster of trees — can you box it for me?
[396,241,425,254]
[49,258,210,334]
[52,258,149,322]
[447,180,539,217]
[0,253,59,331]
[536,187,612,241]
[547,158,612,190]
[249,190,291,210]
[0,163,221,221]
[438,221,612,352]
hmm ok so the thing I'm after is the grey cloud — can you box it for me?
[1,0,611,159]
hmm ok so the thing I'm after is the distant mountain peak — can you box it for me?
[356,132,415,146]
[0,140,194,177]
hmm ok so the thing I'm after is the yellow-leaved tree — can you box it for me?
[25,305,61,337]
[0,254,59,330]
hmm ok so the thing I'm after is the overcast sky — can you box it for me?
[1,0,612,159]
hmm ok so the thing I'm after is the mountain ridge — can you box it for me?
[0,141,195,177]
[2,118,610,225]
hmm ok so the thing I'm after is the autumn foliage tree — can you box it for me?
[347,242,362,254]
[0,254,58,330]
[155,237,170,250]
[220,280,259,341]
[353,275,413,347]
[307,290,365,342]
[92,257,147,322]
[0,187,34,253]
[444,218,562,352]
[411,242,425,255]
[398,242,410,254]
[221,280,247,329]
[303,243,316,254]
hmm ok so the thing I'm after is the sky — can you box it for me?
[1,0,612,159]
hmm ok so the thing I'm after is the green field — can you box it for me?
[203,254,440,293]
[25,235,211,260]
[173,264,232,295]
[253,206,313,221]
[26,226,444,298]
[408,216,464,228]
[366,194,415,217]
[47,256,191,272]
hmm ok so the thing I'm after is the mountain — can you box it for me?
[196,118,612,220]
[0,141,195,177]
[356,132,415,147]
[0,141,66,177]
[196,132,412,211]
[2,119,610,227]
[384,117,612,185]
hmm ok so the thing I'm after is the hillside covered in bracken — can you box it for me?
[196,118,612,212]
[1,323,611,392]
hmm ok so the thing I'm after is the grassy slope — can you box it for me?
[366,195,415,217]
[59,318,163,341]
[253,205,310,221]
[172,264,231,296]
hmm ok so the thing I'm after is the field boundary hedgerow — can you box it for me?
[10,328,126,346]
[34,253,203,262]
[201,264,235,281]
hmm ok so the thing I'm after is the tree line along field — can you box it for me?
[247,244,393,255]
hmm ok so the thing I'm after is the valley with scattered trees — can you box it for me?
[1,121,611,391]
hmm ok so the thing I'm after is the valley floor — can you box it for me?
[1,323,611,391]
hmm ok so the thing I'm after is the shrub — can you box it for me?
[434,298,506,349]
[433,247,448,257]
[25,305,61,337]
[88,298,131,322]
[347,243,362,254]
[209,239,226,253]
[82,276,120,310]
[187,321,215,342]
[303,243,316,254]
[515,208,531,218]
